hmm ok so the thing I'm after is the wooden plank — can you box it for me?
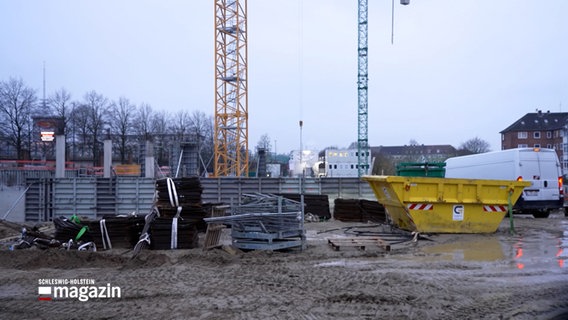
[327,237,391,252]
[203,224,226,251]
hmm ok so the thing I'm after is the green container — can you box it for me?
[396,162,446,177]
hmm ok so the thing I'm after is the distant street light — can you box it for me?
[299,120,304,178]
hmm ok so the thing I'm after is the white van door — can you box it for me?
[518,150,561,202]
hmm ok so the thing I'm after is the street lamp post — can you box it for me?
[299,120,303,178]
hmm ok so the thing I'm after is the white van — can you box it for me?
[445,148,563,218]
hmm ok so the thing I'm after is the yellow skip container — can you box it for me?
[362,175,531,233]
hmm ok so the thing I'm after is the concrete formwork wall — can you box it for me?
[23,177,156,222]
[1,174,375,222]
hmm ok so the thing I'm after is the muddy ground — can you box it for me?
[0,212,567,320]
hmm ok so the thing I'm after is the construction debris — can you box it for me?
[202,205,229,251]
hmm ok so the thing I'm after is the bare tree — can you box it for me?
[256,133,272,151]
[70,103,91,160]
[48,88,73,159]
[459,137,491,155]
[110,97,136,163]
[133,103,154,140]
[189,110,214,175]
[48,88,71,124]
[151,110,169,135]
[0,78,37,159]
[82,91,111,166]
[169,110,192,141]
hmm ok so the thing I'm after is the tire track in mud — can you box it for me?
[1,215,567,319]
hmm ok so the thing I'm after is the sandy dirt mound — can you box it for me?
[0,213,567,320]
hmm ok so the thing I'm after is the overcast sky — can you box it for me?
[1,1,567,154]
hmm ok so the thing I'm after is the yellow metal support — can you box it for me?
[214,0,249,177]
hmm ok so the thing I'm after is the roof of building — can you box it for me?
[500,110,568,133]
[371,144,456,156]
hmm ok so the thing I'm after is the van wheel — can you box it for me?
[532,211,550,219]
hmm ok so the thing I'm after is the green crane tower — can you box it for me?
[357,0,369,177]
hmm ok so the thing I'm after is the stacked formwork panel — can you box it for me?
[149,177,207,249]
[205,194,305,250]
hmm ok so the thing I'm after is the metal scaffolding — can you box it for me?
[214,0,249,177]
[204,194,306,250]
[357,0,370,177]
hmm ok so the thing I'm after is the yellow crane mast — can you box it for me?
[214,0,249,177]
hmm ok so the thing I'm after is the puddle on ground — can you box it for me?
[419,229,568,270]
[509,229,568,270]
[313,228,568,271]
[421,237,505,261]
[313,259,375,268]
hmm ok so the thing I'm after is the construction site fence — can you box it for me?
[0,173,375,222]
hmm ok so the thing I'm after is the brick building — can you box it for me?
[500,110,568,175]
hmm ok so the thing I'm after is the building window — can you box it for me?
[547,144,553,149]
[518,132,528,139]
[351,164,354,169]
[329,164,332,169]
[547,131,552,139]
[533,132,541,139]
[534,144,541,148]
[518,144,528,148]
[334,164,337,169]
